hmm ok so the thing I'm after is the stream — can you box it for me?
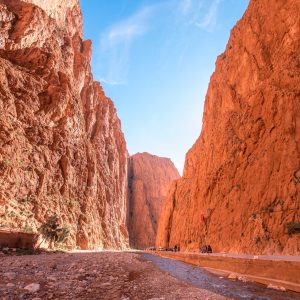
[142,253,300,300]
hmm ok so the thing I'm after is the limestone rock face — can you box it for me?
[0,0,128,249]
[157,0,300,255]
[128,153,180,249]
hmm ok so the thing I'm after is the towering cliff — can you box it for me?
[0,0,129,249]
[157,0,300,255]
[128,153,180,249]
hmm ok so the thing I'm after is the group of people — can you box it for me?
[173,245,180,252]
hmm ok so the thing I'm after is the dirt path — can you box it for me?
[1,251,299,300]
[0,251,228,299]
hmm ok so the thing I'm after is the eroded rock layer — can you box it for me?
[128,153,180,249]
[0,0,128,249]
[157,0,300,255]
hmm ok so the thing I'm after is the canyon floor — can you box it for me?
[0,251,299,300]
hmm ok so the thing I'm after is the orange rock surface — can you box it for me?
[0,0,128,249]
[157,0,300,255]
[128,153,180,249]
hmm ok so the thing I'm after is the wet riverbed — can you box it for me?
[143,253,300,300]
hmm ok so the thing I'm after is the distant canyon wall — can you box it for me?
[0,0,128,249]
[157,0,300,255]
[128,153,180,249]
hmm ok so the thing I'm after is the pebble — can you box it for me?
[100,282,112,287]
[3,272,17,280]
[24,283,40,293]
[36,271,44,276]
[238,276,248,282]
[47,276,57,281]
[6,283,15,287]
[267,284,286,291]
[227,273,237,280]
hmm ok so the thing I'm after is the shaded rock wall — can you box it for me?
[157,0,300,255]
[0,229,38,249]
[0,0,128,249]
[128,153,180,249]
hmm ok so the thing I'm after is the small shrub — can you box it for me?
[56,224,71,244]
[287,222,300,235]
[39,215,70,247]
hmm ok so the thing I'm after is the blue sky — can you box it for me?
[81,0,249,174]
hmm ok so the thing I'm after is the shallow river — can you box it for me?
[143,253,300,300]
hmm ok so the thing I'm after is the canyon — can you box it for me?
[0,0,300,298]
[128,153,180,249]
[157,0,300,255]
[0,0,128,249]
[0,0,299,259]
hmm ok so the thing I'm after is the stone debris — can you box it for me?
[238,276,248,283]
[0,252,228,299]
[24,283,41,293]
[3,272,16,280]
[227,273,237,280]
[267,284,286,292]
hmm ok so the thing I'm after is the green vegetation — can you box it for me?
[39,215,70,248]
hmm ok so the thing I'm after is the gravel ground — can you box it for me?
[0,251,228,300]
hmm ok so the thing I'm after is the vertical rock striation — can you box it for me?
[157,0,300,255]
[128,153,180,249]
[0,0,128,249]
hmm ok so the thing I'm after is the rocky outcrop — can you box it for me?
[128,153,180,249]
[0,0,128,249]
[0,229,38,249]
[157,0,300,255]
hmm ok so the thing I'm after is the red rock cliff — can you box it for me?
[157,0,300,255]
[128,153,180,249]
[0,0,129,249]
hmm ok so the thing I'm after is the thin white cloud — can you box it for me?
[98,5,157,85]
[178,0,192,15]
[97,0,221,85]
[195,0,221,31]
[99,78,125,86]
[101,6,153,50]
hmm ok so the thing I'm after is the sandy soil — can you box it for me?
[0,251,228,300]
